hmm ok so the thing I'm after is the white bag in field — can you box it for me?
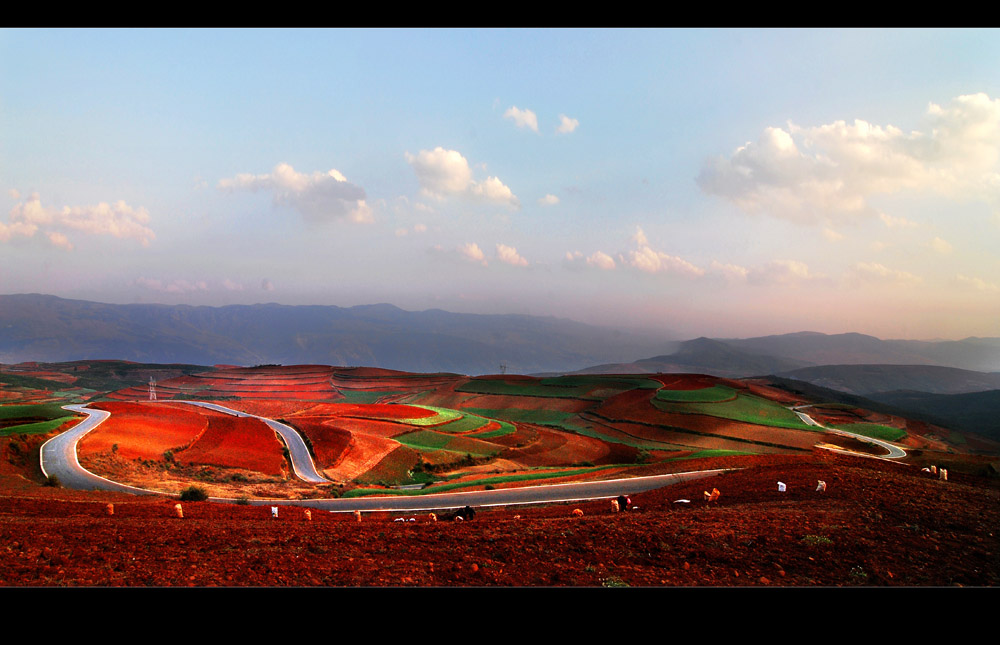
[816,480,826,492]
[271,506,278,518]
[777,482,787,492]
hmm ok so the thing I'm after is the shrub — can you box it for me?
[236,496,250,505]
[179,485,209,501]
[43,474,61,488]
[801,535,833,547]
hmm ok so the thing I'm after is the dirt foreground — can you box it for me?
[1,450,997,587]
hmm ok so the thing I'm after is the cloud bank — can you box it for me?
[218,163,372,223]
[697,93,1000,224]
[2,194,155,250]
[405,147,519,208]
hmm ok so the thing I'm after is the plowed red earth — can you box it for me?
[79,402,208,461]
[177,413,286,476]
[1,449,997,587]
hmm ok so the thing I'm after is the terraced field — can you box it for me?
[1,361,967,500]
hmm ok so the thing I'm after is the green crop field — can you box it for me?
[467,419,517,438]
[651,393,814,430]
[344,464,622,497]
[394,429,501,457]
[539,375,663,390]
[336,390,405,404]
[462,407,577,425]
[396,405,464,427]
[0,403,74,420]
[833,423,907,442]
[0,416,75,436]
[456,379,600,399]
[654,385,738,403]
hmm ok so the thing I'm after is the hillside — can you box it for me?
[2,360,998,587]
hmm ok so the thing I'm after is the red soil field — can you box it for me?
[176,414,286,476]
[80,402,208,461]
[293,403,435,420]
[281,418,352,468]
[300,416,410,439]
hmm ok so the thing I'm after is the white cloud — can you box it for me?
[223,278,244,291]
[846,262,922,286]
[395,223,427,237]
[405,147,519,208]
[929,236,953,254]
[747,259,818,285]
[879,212,918,228]
[586,251,616,270]
[459,242,488,266]
[709,260,750,282]
[46,231,73,251]
[261,278,275,292]
[135,277,209,294]
[219,162,371,223]
[504,106,539,132]
[2,193,155,248]
[538,194,560,206]
[625,227,704,277]
[496,243,529,267]
[956,274,999,292]
[823,228,845,242]
[698,93,1000,224]
[556,114,579,134]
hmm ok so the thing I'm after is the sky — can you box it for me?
[1,28,998,341]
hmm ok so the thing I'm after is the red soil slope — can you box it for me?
[80,402,208,461]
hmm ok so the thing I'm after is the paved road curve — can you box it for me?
[40,405,161,495]
[793,406,907,459]
[38,403,729,512]
[229,469,730,513]
[175,401,329,484]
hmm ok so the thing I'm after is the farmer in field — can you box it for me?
[617,495,630,512]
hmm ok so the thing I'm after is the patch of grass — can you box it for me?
[540,375,663,390]
[0,403,73,420]
[336,390,405,404]
[394,429,501,457]
[467,419,517,439]
[601,576,630,588]
[833,423,907,442]
[395,405,464,427]
[463,407,576,425]
[456,379,600,400]
[344,464,618,497]
[669,449,751,461]
[0,416,75,436]
[801,535,834,547]
[430,412,493,434]
[651,392,814,430]
[654,385,738,403]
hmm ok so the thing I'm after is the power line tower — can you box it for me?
[148,377,157,401]
[499,361,507,375]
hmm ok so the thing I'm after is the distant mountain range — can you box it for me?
[0,293,670,375]
[4,293,998,442]
[573,333,1000,379]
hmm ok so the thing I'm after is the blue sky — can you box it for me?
[2,28,998,340]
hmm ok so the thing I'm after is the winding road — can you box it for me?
[175,401,329,484]
[792,405,907,459]
[40,398,907,512]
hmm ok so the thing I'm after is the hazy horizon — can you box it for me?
[2,29,998,342]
